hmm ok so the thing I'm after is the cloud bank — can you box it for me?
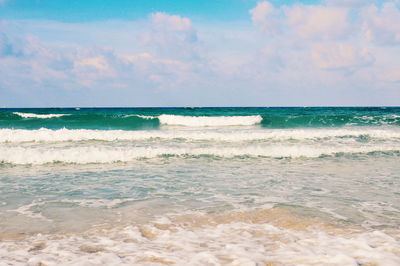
[0,1,399,107]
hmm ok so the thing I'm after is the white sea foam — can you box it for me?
[7,202,50,221]
[13,112,70,119]
[0,217,399,265]
[123,115,156,119]
[60,199,136,209]
[158,114,263,126]
[0,144,398,164]
[1,127,400,143]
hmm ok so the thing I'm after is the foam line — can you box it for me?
[13,112,70,119]
[1,128,400,143]
[0,145,398,164]
[158,115,263,126]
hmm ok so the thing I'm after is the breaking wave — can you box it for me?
[158,115,263,126]
[13,112,71,119]
[1,127,400,143]
[1,209,399,265]
[0,145,398,165]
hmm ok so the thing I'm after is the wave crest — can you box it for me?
[1,128,400,143]
[13,112,70,119]
[0,145,398,165]
[158,115,263,126]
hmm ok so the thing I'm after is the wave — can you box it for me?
[158,115,263,126]
[1,128,400,143]
[1,208,399,265]
[5,114,263,129]
[261,114,400,128]
[0,145,398,165]
[122,115,157,119]
[13,112,70,119]
[2,108,399,130]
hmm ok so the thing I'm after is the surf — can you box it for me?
[158,115,263,126]
[13,112,71,119]
[1,127,400,143]
[1,144,398,165]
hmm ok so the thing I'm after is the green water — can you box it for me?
[1,107,399,130]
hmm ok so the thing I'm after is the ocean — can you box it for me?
[0,107,399,265]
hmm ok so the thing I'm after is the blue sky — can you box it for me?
[0,0,320,22]
[0,0,399,107]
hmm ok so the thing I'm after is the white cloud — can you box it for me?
[311,42,373,70]
[285,5,351,40]
[75,56,109,71]
[367,45,400,84]
[141,12,199,60]
[362,2,400,45]
[245,0,399,105]
[249,1,279,34]
[324,0,376,7]
[150,12,193,32]
[250,1,351,40]
[0,12,206,96]
[379,69,400,82]
[1,2,400,107]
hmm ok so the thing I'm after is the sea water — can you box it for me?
[0,107,399,265]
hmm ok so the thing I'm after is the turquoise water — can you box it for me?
[0,107,399,265]
[1,107,400,130]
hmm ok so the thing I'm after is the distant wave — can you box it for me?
[1,128,400,143]
[158,115,263,126]
[13,112,70,119]
[122,115,157,119]
[3,110,399,129]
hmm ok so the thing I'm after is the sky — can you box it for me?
[0,0,399,107]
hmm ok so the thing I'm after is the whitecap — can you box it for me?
[1,127,400,143]
[158,115,263,126]
[13,112,70,119]
[0,144,398,165]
